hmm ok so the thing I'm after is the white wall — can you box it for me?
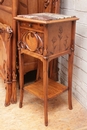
[59,0,87,109]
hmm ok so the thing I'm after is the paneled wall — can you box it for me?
[59,0,87,109]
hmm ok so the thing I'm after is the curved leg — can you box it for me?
[68,52,74,110]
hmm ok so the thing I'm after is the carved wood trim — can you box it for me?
[44,0,50,9]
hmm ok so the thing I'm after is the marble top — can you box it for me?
[17,13,76,21]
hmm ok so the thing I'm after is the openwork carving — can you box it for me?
[0,0,4,4]
[44,0,50,9]
[19,31,43,54]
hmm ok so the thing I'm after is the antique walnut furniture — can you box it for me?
[0,0,60,106]
[15,13,78,126]
[18,0,60,81]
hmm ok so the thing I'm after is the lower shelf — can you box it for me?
[24,78,68,100]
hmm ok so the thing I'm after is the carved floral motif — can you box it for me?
[58,26,63,40]
[63,35,69,50]
[44,0,50,9]
[50,37,57,54]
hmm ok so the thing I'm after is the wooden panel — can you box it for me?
[0,0,12,26]
[27,0,38,14]
[0,0,12,7]
[0,10,12,26]
[48,22,72,56]
[18,0,27,14]
[19,0,27,5]
[18,0,39,14]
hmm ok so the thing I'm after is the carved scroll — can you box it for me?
[19,31,43,55]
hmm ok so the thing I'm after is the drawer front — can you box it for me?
[20,22,44,32]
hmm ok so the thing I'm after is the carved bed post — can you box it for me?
[11,0,18,103]
[0,23,13,106]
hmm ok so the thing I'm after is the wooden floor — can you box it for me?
[0,78,87,130]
